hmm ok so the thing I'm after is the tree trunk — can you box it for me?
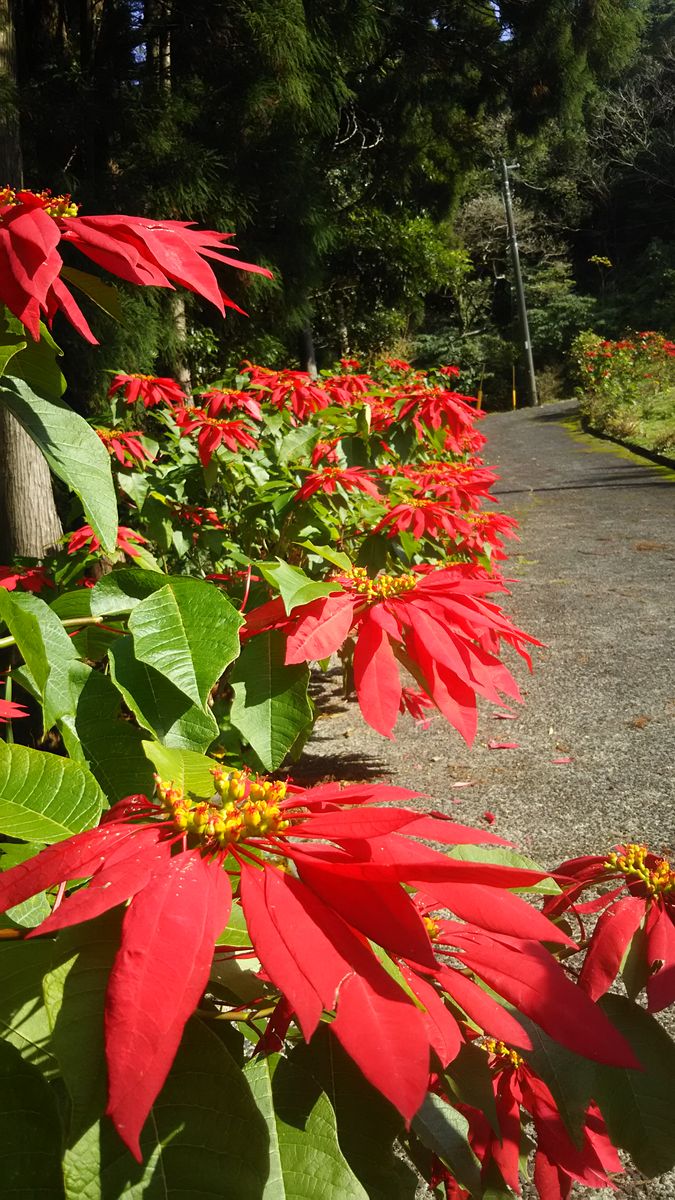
[0,0,63,559]
[0,411,63,557]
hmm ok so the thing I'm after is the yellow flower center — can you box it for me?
[423,915,440,940]
[0,185,78,218]
[483,1038,524,1068]
[605,844,675,896]
[346,566,417,601]
[155,769,290,849]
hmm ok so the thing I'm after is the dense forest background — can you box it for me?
[5,0,675,406]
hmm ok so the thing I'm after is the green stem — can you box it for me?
[0,613,121,650]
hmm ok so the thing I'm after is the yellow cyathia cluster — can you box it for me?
[155,768,290,849]
[423,915,441,940]
[346,565,417,601]
[0,186,78,218]
[606,844,675,897]
[483,1038,524,1069]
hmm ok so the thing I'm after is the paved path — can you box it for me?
[297,400,675,1198]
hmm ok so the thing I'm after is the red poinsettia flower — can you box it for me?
[175,403,258,466]
[167,500,224,529]
[372,499,470,542]
[435,1039,622,1199]
[243,563,541,741]
[0,768,634,1161]
[244,366,330,422]
[410,461,500,510]
[96,428,153,468]
[323,372,374,399]
[310,438,341,468]
[382,358,413,372]
[108,373,186,409]
[544,843,675,1013]
[197,388,263,422]
[339,358,362,370]
[398,387,481,452]
[0,565,53,593]
[0,187,272,342]
[67,524,147,559]
[399,687,434,727]
[294,466,383,503]
[439,364,461,378]
[0,699,28,722]
[0,770,634,1162]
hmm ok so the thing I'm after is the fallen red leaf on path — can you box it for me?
[487,740,520,750]
[483,812,496,825]
[551,756,574,764]
[490,711,519,720]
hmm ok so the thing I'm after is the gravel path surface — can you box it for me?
[295,399,675,1199]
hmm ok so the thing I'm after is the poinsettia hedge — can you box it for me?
[0,188,674,1200]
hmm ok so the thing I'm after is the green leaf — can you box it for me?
[128,577,243,707]
[0,588,77,730]
[0,376,117,552]
[444,1040,500,1137]
[49,589,124,661]
[448,845,561,894]
[63,1022,269,1198]
[109,635,218,752]
[293,1030,417,1200]
[0,315,27,376]
[90,566,168,616]
[0,1038,65,1197]
[257,558,337,615]
[0,741,105,843]
[0,311,65,398]
[60,266,122,322]
[411,1093,482,1196]
[230,630,313,771]
[60,669,156,803]
[43,914,121,1144]
[593,994,675,1177]
[43,917,269,1197]
[142,741,216,798]
[297,540,352,571]
[278,423,320,465]
[518,1017,594,1145]
[0,940,60,1076]
[245,1053,369,1199]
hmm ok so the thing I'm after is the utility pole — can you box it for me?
[499,158,539,408]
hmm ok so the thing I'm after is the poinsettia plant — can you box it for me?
[0,186,674,1199]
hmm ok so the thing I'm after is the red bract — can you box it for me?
[244,563,541,741]
[439,364,460,378]
[0,565,53,593]
[310,438,340,467]
[0,699,28,722]
[410,461,500,510]
[545,843,675,1012]
[0,186,271,342]
[372,499,470,541]
[294,466,383,503]
[398,386,480,445]
[96,427,153,468]
[197,388,263,422]
[67,524,147,559]
[108,373,186,408]
[444,1040,622,1198]
[167,500,224,529]
[245,366,331,422]
[175,405,258,466]
[0,770,546,1154]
